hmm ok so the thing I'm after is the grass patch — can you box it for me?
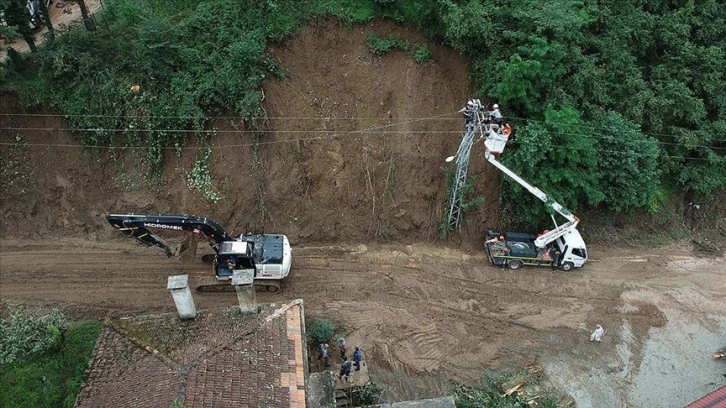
[0,321,103,408]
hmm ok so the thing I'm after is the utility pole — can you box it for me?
[445,99,488,233]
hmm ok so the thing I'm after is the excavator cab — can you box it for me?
[215,241,255,278]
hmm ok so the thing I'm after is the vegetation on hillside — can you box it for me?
[1,0,724,227]
[0,306,102,408]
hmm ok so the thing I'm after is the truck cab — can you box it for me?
[552,230,587,269]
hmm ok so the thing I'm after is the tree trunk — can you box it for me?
[6,0,38,52]
[38,0,55,41]
[75,0,96,31]
[21,31,38,52]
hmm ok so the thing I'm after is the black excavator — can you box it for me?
[106,213,292,292]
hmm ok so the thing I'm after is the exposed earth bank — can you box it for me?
[1,19,725,407]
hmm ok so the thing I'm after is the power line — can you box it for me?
[2,110,722,145]
[2,126,722,151]
[0,135,719,163]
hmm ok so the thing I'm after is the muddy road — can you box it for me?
[1,237,724,406]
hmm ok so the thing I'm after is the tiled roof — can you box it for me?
[75,300,307,408]
[685,385,726,408]
[74,328,179,407]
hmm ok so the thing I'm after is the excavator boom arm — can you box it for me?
[106,214,234,256]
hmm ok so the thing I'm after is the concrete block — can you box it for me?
[231,269,254,286]
[233,270,257,314]
[167,275,196,320]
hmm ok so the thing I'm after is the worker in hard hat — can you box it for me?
[458,100,475,126]
[490,103,503,128]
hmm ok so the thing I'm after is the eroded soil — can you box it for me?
[1,18,725,407]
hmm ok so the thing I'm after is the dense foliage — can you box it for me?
[0,308,101,408]
[0,306,69,365]
[1,0,724,225]
[425,0,725,225]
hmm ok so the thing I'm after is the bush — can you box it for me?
[412,44,432,64]
[350,381,384,405]
[308,318,334,344]
[366,34,410,55]
[0,306,69,365]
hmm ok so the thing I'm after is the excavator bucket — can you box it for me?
[176,235,198,263]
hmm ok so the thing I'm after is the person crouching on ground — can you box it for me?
[590,324,605,342]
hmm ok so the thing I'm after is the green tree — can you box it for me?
[308,319,334,345]
[438,0,494,55]
[592,111,661,211]
[502,106,602,226]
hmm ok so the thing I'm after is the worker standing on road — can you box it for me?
[339,356,353,382]
[590,324,605,342]
[318,343,330,367]
[337,337,347,360]
[353,346,363,371]
[550,248,561,273]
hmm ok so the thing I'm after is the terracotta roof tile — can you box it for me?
[685,385,726,408]
[75,300,307,408]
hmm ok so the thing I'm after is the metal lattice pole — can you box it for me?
[446,105,488,232]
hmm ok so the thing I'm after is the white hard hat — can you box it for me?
[493,104,499,109]
[467,100,473,106]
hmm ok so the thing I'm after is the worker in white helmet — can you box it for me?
[490,103,502,127]
[458,100,475,126]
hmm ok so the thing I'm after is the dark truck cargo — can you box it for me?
[484,230,567,270]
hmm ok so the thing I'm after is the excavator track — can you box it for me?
[194,276,281,293]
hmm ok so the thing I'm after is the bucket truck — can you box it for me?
[480,119,587,271]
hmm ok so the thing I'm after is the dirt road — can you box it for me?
[1,237,724,406]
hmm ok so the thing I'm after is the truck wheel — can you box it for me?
[266,285,279,293]
[560,262,573,271]
[508,260,522,270]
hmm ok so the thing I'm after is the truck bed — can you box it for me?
[485,230,554,268]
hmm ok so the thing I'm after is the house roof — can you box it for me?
[75,300,307,408]
[685,385,726,408]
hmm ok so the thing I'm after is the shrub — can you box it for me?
[412,44,432,64]
[350,381,384,405]
[367,34,410,55]
[308,318,334,344]
[0,306,69,366]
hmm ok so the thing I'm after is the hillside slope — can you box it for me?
[1,19,499,248]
